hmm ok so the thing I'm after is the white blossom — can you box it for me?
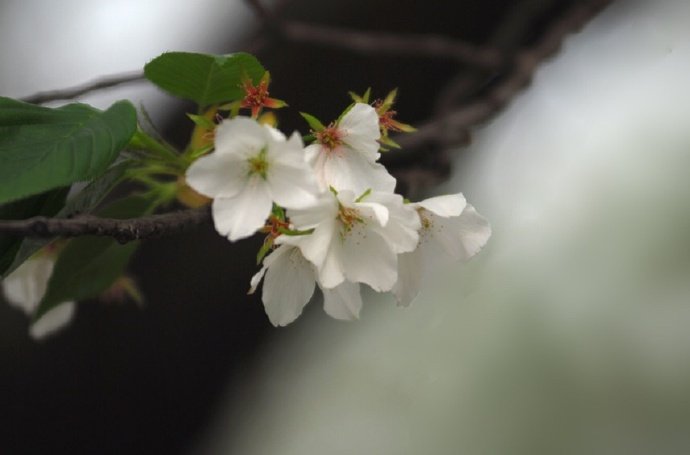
[185,117,319,241]
[2,256,75,340]
[249,245,364,326]
[305,103,396,194]
[279,189,420,292]
[392,193,491,306]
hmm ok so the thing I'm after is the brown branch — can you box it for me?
[279,20,504,69]
[0,207,211,244]
[20,71,145,105]
[390,0,613,152]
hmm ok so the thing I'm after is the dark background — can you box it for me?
[0,1,584,453]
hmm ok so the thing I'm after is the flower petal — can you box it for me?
[366,192,421,253]
[2,257,54,315]
[454,204,492,260]
[322,281,362,321]
[341,227,398,292]
[185,152,248,198]
[391,250,423,307]
[214,117,271,158]
[212,178,273,241]
[268,134,319,209]
[262,246,316,326]
[30,301,75,340]
[322,150,396,194]
[339,103,381,160]
[417,193,467,217]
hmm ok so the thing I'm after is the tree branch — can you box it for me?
[0,207,211,244]
[20,71,145,105]
[389,0,613,153]
[279,20,503,69]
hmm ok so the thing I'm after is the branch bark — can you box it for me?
[389,0,613,153]
[279,20,503,69]
[0,207,211,244]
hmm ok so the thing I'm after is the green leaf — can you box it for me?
[299,112,326,131]
[0,98,137,205]
[0,188,68,275]
[1,161,132,278]
[34,194,154,320]
[144,52,265,107]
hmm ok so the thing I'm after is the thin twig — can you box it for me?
[279,21,503,69]
[390,0,613,153]
[0,207,211,244]
[20,71,145,105]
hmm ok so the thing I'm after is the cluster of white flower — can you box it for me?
[186,101,491,326]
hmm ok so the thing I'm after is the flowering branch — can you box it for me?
[0,207,211,243]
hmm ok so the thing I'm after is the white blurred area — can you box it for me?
[198,0,690,453]
[0,0,255,114]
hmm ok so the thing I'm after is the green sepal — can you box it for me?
[299,112,326,132]
[186,113,216,129]
[256,239,273,265]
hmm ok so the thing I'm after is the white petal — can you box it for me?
[454,204,492,260]
[322,151,396,194]
[248,264,268,295]
[2,257,54,315]
[322,281,362,321]
[212,178,272,241]
[356,201,389,227]
[367,192,421,253]
[417,193,467,218]
[341,227,398,292]
[284,192,338,230]
[391,250,423,307]
[262,246,316,326]
[30,301,75,340]
[304,143,322,165]
[339,103,381,160]
[263,123,286,142]
[214,117,271,158]
[317,240,346,289]
[279,217,336,268]
[268,136,319,209]
[185,152,248,198]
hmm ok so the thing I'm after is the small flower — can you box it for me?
[185,117,319,241]
[305,103,396,194]
[392,193,491,306]
[240,72,287,118]
[2,256,75,340]
[279,189,420,292]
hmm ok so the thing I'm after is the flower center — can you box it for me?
[337,205,364,236]
[241,80,270,110]
[247,147,269,179]
[316,124,344,151]
[418,208,434,243]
